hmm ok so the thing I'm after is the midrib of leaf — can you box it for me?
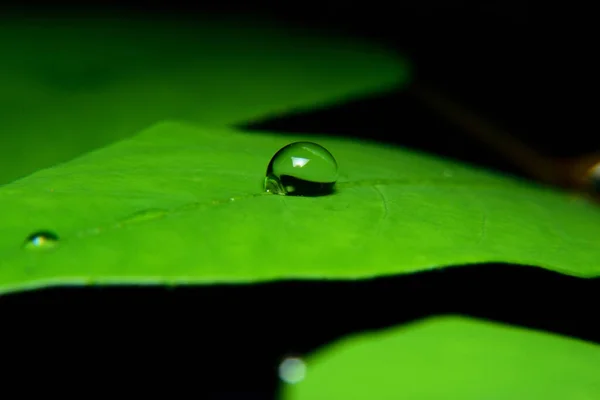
[6,179,535,243]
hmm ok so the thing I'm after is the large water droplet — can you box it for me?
[264,142,338,196]
[23,230,60,250]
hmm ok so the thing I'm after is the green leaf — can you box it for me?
[0,16,408,184]
[281,316,600,400]
[1,122,599,295]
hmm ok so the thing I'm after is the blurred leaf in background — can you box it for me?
[282,316,600,400]
[0,16,408,184]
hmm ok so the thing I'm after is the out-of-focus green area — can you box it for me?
[283,316,600,400]
[0,16,410,185]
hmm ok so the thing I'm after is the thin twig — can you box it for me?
[409,82,599,199]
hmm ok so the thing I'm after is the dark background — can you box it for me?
[1,2,598,399]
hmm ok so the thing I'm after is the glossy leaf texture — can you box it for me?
[0,16,409,184]
[1,122,599,295]
[281,316,600,400]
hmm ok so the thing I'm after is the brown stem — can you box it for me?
[409,82,600,202]
[409,82,565,186]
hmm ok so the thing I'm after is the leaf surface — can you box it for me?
[0,122,599,295]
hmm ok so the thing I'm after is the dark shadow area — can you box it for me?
[243,89,530,181]
[1,264,598,399]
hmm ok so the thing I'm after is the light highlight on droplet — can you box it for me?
[291,157,310,168]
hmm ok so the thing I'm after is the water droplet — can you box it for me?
[23,230,60,250]
[278,356,306,384]
[264,142,338,196]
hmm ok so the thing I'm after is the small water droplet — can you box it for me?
[264,142,338,196]
[278,356,306,384]
[23,230,60,250]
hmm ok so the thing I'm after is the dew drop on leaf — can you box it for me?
[264,141,338,196]
[23,230,60,251]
